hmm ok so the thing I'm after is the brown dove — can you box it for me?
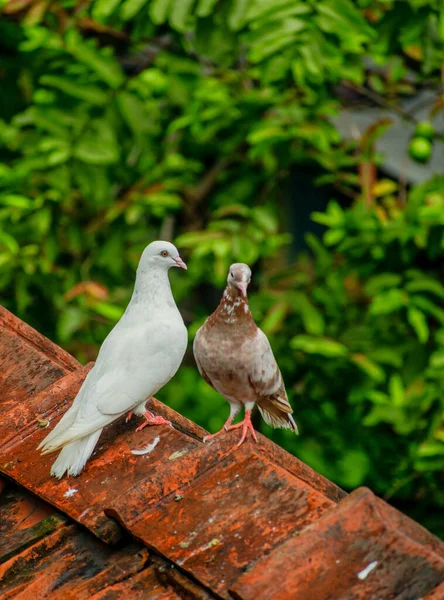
[193,263,298,445]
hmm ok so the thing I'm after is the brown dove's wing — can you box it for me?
[193,327,216,389]
[250,329,299,433]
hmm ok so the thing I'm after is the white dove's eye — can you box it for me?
[161,250,169,257]
[230,271,234,277]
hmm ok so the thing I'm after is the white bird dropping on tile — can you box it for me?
[193,263,298,445]
[38,241,188,478]
[357,561,378,580]
[64,487,78,498]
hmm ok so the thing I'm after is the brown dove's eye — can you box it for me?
[161,250,169,257]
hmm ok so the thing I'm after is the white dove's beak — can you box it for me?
[173,256,187,270]
[237,282,248,297]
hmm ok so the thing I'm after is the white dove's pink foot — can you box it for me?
[125,411,133,423]
[136,410,172,432]
[226,410,258,446]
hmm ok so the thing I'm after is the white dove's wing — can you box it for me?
[42,317,186,450]
[96,320,186,414]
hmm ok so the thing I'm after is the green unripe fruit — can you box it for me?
[408,137,432,163]
[414,121,435,140]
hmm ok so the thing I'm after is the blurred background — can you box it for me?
[0,0,443,537]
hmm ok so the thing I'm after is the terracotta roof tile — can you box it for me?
[0,485,66,564]
[231,487,444,600]
[107,445,335,598]
[0,306,78,411]
[1,304,444,599]
[0,481,209,599]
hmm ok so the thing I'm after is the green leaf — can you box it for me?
[0,194,33,209]
[369,289,408,315]
[228,0,250,31]
[150,0,173,24]
[291,335,349,357]
[65,30,124,89]
[317,0,374,39]
[407,307,429,343]
[40,75,109,105]
[170,0,195,31]
[57,308,87,342]
[92,0,122,20]
[74,120,119,165]
[120,0,149,20]
[414,455,444,472]
[251,206,278,234]
[411,295,444,325]
[323,228,345,246]
[429,349,444,369]
[196,0,219,17]
[248,19,306,62]
[389,374,405,407]
[117,91,149,135]
[416,442,444,458]
[405,278,444,299]
[291,293,325,335]
[92,302,125,321]
[261,301,289,335]
[367,347,403,368]
[351,354,385,382]
[0,231,19,254]
[336,449,370,488]
[364,273,402,296]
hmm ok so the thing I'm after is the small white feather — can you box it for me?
[131,435,160,455]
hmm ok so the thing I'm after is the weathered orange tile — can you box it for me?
[87,566,183,600]
[424,581,444,599]
[0,364,93,455]
[231,487,444,600]
[0,525,149,599]
[108,445,336,599]
[0,485,66,564]
[0,306,78,418]
[0,306,78,372]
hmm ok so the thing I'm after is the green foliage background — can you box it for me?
[1,0,443,536]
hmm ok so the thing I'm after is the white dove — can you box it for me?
[39,241,188,478]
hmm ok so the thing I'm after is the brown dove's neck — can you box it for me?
[128,267,175,311]
[210,285,254,328]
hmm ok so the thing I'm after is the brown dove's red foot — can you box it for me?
[204,410,258,447]
[135,410,172,432]
[227,410,258,446]
[203,415,235,443]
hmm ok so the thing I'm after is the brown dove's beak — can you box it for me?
[173,256,187,270]
[237,282,248,297]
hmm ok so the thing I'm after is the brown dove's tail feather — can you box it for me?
[258,405,299,434]
[50,430,102,479]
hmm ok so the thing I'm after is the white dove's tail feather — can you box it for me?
[38,406,81,451]
[50,430,102,479]
[258,406,299,434]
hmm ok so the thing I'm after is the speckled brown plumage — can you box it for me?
[193,263,298,445]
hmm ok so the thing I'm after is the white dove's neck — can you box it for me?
[129,267,176,311]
